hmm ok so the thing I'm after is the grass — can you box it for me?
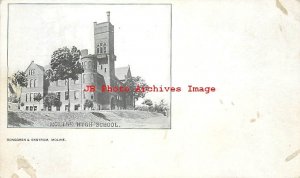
[7,110,170,128]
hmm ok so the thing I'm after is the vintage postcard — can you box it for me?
[1,0,300,177]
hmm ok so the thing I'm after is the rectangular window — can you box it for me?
[30,106,33,111]
[34,106,37,111]
[65,91,69,100]
[56,106,60,111]
[104,68,106,72]
[74,105,79,111]
[101,65,103,69]
[91,93,94,100]
[26,94,28,102]
[74,91,80,100]
[26,106,29,111]
[48,106,51,111]
[30,93,33,102]
[65,105,69,111]
[56,92,61,101]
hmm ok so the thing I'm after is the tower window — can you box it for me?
[97,42,107,54]
[100,43,103,53]
[96,44,100,54]
[103,43,107,53]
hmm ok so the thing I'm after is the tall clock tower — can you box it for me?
[94,11,117,86]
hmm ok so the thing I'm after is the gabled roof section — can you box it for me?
[115,66,131,81]
[24,61,44,73]
[36,64,44,71]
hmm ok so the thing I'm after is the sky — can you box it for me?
[8,4,171,104]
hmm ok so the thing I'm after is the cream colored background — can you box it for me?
[1,0,300,177]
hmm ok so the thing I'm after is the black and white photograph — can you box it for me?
[7,4,171,128]
[1,0,300,177]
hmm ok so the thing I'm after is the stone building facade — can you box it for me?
[20,12,134,111]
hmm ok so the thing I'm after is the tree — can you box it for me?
[12,71,28,87]
[10,71,28,108]
[84,100,94,110]
[43,93,62,111]
[142,99,153,112]
[156,99,168,116]
[46,46,84,112]
[8,95,18,103]
[33,93,42,103]
[33,93,43,109]
[124,76,148,108]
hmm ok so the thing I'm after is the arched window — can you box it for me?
[30,79,33,87]
[88,61,92,69]
[96,44,100,54]
[34,79,36,87]
[100,43,103,53]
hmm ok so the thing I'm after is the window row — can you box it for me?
[83,61,97,70]
[83,92,94,100]
[55,91,80,101]
[28,69,35,75]
[50,79,80,86]
[25,93,41,102]
[27,79,37,88]
[25,106,37,111]
[96,42,107,54]
[47,104,81,111]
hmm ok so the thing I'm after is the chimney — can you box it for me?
[81,49,88,57]
[106,11,110,22]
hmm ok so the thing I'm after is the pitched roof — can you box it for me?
[24,61,44,73]
[44,65,50,70]
[36,64,45,71]
[115,66,130,81]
